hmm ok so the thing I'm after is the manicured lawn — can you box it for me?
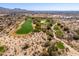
[16,18,33,34]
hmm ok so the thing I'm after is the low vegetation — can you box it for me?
[73,35,79,40]
[54,24,64,38]
[0,45,7,55]
[56,41,65,49]
[16,18,33,34]
[75,29,79,35]
[42,41,66,56]
[73,29,79,40]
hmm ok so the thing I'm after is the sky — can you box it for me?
[0,3,79,11]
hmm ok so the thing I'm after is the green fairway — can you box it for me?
[16,18,33,34]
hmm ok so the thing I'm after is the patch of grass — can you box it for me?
[16,18,33,34]
[40,19,47,24]
[54,24,60,31]
[56,41,65,49]
[0,46,5,52]
[0,46,7,55]
[54,24,64,38]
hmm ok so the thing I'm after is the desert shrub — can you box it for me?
[47,36,52,41]
[54,25,64,38]
[46,30,53,37]
[57,22,61,26]
[43,41,51,47]
[48,45,58,56]
[75,29,79,35]
[47,41,65,56]
[22,44,29,50]
[63,27,69,32]
[55,41,65,49]
[73,35,79,40]
[0,45,7,55]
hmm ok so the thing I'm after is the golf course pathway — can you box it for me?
[52,23,79,56]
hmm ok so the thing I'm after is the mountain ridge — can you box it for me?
[0,7,79,14]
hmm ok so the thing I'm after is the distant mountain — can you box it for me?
[0,7,29,14]
[32,11,79,14]
[0,7,79,15]
[0,7,10,10]
[0,7,10,13]
[12,8,27,12]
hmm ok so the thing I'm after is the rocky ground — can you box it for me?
[0,16,79,56]
[0,32,47,56]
